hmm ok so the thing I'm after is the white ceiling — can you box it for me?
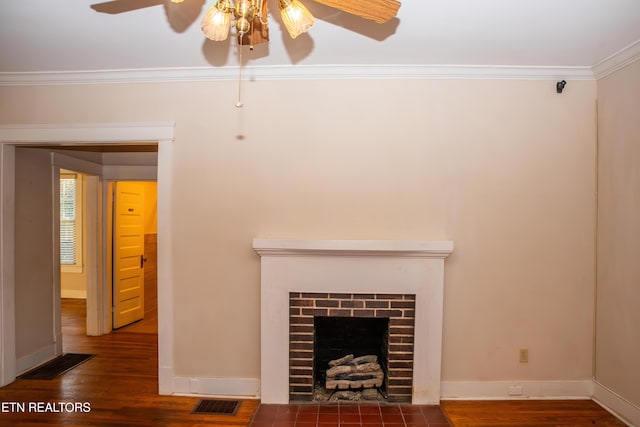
[1,0,640,82]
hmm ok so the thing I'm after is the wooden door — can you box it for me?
[113,182,145,329]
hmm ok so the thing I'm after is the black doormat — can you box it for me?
[18,353,94,380]
[191,399,239,415]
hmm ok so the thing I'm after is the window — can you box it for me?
[60,171,83,271]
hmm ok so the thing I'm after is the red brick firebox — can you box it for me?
[289,292,416,402]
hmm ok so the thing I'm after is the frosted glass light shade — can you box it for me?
[170,0,185,3]
[279,0,314,39]
[201,4,232,41]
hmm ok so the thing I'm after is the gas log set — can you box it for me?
[323,354,384,401]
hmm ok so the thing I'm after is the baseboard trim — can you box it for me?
[593,380,639,427]
[162,375,637,426]
[61,289,87,299]
[158,366,173,395]
[15,343,59,375]
[171,376,260,399]
[440,380,594,400]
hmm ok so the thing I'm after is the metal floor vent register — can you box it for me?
[191,399,240,415]
[18,353,94,380]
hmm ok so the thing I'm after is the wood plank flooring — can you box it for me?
[0,299,258,426]
[441,400,626,427]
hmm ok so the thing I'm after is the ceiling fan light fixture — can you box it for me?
[201,0,232,41]
[234,0,256,35]
[278,0,314,39]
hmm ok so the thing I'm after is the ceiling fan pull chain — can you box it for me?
[236,38,244,108]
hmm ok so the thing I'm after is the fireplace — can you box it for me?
[314,316,389,401]
[289,292,416,402]
[253,239,453,404]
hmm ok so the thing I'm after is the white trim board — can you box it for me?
[0,64,595,86]
[171,376,260,398]
[0,123,174,144]
[15,343,57,376]
[0,39,639,86]
[592,39,640,80]
[60,290,87,299]
[441,380,594,400]
[593,381,640,427]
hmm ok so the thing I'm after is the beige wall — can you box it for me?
[0,78,597,384]
[60,267,87,299]
[595,60,640,407]
[14,148,56,362]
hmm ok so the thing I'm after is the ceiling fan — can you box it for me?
[93,0,401,47]
[92,0,400,107]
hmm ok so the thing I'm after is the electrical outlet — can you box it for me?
[519,348,529,363]
[508,385,523,396]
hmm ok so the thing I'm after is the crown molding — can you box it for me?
[592,39,640,80]
[3,39,640,86]
[0,64,595,86]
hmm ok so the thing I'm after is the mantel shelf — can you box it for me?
[252,239,454,258]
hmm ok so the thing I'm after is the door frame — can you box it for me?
[51,153,102,364]
[0,123,174,394]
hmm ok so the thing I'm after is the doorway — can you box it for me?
[51,154,159,354]
[59,168,91,342]
[59,177,159,341]
[0,123,174,392]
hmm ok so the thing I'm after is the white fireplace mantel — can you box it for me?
[253,239,454,258]
[253,238,454,404]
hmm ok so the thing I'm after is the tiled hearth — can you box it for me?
[254,239,453,404]
[250,403,451,427]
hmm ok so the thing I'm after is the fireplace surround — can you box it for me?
[253,239,454,404]
[290,291,416,402]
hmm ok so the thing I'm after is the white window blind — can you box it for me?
[60,173,81,266]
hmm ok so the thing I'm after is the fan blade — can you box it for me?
[164,0,204,33]
[238,1,269,46]
[91,0,163,14]
[312,0,400,23]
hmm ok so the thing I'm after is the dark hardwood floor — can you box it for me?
[0,299,258,426]
[441,399,626,427]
